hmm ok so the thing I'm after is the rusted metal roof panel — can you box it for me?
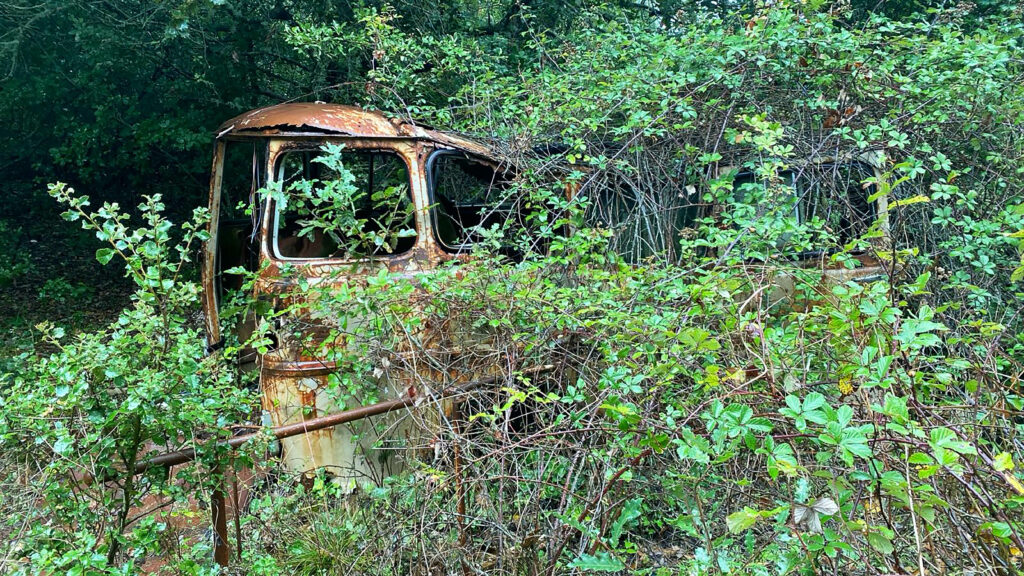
[216,102,492,156]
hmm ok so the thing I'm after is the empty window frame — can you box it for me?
[585,174,702,263]
[273,148,415,260]
[732,162,876,248]
[428,151,525,253]
[797,162,876,244]
[216,139,264,303]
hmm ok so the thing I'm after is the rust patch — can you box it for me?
[217,102,493,158]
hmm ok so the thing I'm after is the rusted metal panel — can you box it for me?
[133,367,553,474]
[258,360,413,486]
[239,132,477,489]
[217,102,493,158]
[210,474,230,565]
[201,141,226,348]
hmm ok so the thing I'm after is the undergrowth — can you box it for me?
[1,1,1023,575]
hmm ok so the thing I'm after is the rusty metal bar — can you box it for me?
[211,467,231,566]
[134,365,554,475]
[231,464,243,561]
[135,395,415,474]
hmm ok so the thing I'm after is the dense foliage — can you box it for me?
[2,0,1024,574]
[1,187,253,573]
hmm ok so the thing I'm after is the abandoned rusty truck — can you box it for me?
[200,102,891,490]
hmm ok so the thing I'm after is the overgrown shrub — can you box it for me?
[235,4,1024,574]
[3,1,1024,574]
[249,201,1023,574]
[0,186,252,573]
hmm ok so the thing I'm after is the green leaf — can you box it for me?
[53,436,74,456]
[929,428,976,456]
[95,248,116,265]
[726,506,760,533]
[608,498,643,547]
[141,240,160,257]
[803,392,826,412]
[567,552,626,572]
[844,438,874,460]
[907,452,934,465]
[867,531,894,554]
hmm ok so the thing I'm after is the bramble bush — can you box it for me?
[243,3,1024,575]
[246,153,1024,575]
[0,186,252,574]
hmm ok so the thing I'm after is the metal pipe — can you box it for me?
[211,468,231,566]
[135,395,415,473]
[134,365,554,474]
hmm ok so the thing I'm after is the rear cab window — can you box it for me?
[584,175,703,263]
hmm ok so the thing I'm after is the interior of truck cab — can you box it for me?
[428,150,516,251]
[274,148,415,260]
[427,150,540,259]
[211,139,265,361]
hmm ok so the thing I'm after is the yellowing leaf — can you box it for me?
[994,452,1015,472]
[890,194,930,208]
[726,507,760,533]
[1003,473,1024,496]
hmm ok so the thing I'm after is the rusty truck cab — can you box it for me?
[201,103,893,485]
[201,103,509,486]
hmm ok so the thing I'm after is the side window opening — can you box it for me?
[216,140,262,304]
[214,139,264,362]
[429,152,524,253]
[731,162,877,252]
[796,162,876,246]
[732,170,800,220]
[274,148,415,260]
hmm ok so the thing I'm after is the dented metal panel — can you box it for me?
[217,102,494,158]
